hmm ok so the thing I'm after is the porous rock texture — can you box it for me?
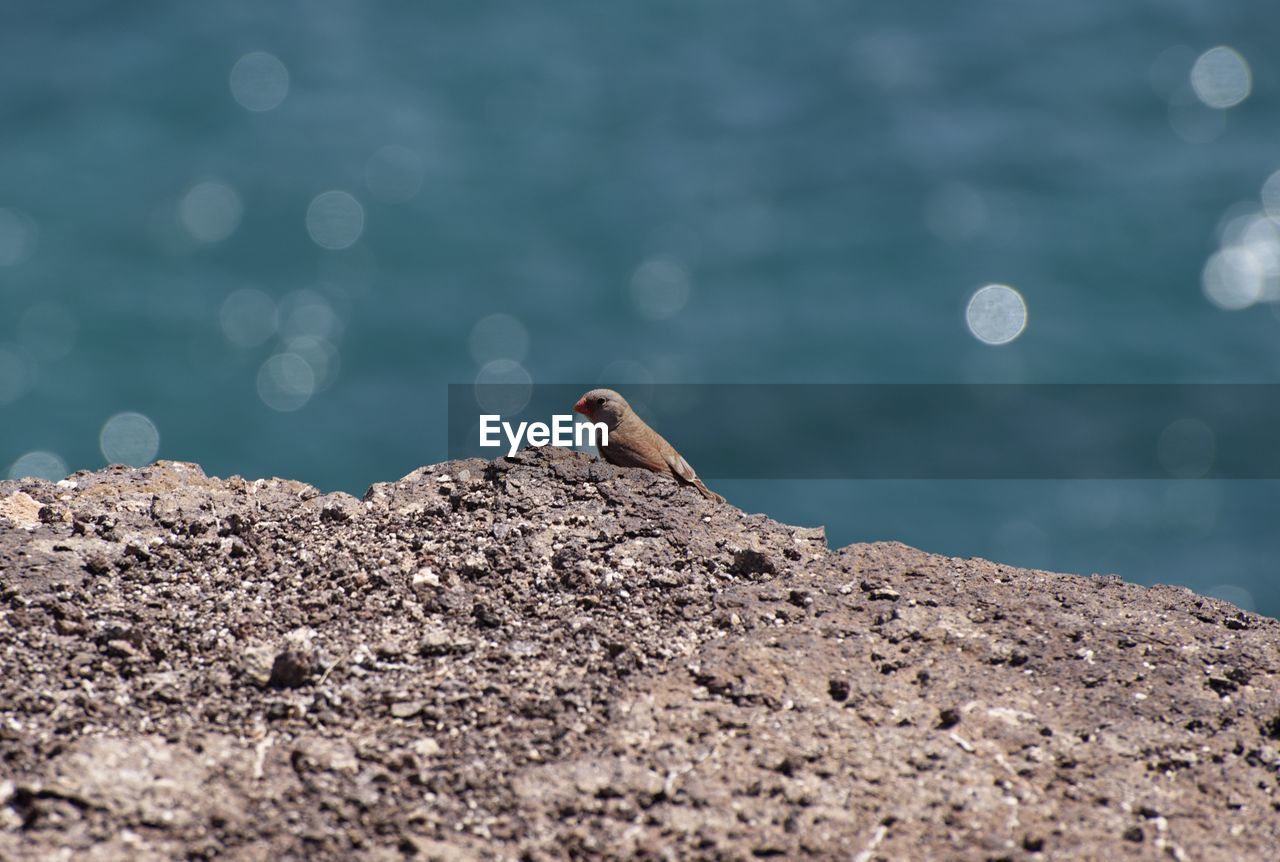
[1,447,1279,861]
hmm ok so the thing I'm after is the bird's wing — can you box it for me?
[599,437,667,472]
[663,449,700,485]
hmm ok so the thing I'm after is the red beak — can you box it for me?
[573,398,589,416]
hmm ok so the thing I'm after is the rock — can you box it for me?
[240,644,277,686]
[0,448,1277,861]
[390,701,424,719]
[267,649,317,689]
[149,495,181,527]
[396,835,479,862]
[0,491,42,529]
[418,629,471,657]
[38,735,243,831]
[412,568,440,588]
[291,736,358,775]
[411,738,440,758]
[105,639,141,660]
[38,505,67,525]
[729,547,776,576]
[861,580,901,600]
[303,492,365,524]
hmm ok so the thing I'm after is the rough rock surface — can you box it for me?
[1,448,1278,861]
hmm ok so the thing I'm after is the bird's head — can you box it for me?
[573,388,628,429]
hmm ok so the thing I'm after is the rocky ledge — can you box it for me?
[1,448,1278,861]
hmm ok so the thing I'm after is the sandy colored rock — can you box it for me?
[0,491,42,529]
[1,449,1278,860]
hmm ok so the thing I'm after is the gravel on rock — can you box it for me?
[1,448,1278,860]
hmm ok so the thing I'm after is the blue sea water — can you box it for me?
[2,2,1278,612]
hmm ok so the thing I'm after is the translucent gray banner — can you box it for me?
[448,384,1279,479]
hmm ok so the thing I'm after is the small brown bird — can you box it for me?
[573,388,725,503]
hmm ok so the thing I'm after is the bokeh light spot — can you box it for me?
[283,335,340,391]
[219,289,278,348]
[965,284,1027,345]
[1261,169,1280,220]
[1237,217,1280,301]
[469,313,530,364]
[257,353,316,412]
[229,51,290,112]
[1202,247,1263,310]
[365,145,425,203]
[179,181,243,243]
[629,257,691,320]
[7,451,67,481]
[1190,46,1251,109]
[0,207,37,266]
[278,290,340,340]
[99,412,160,466]
[1157,418,1215,479]
[1217,204,1267,247]
[306,191,365,250]
[474,359,533,415]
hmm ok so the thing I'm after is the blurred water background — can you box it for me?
[2,2,1278,614]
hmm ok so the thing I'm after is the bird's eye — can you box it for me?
[596,398,605,406]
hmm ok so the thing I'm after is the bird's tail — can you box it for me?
[667,450,726,504]
[693,479,726,504]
